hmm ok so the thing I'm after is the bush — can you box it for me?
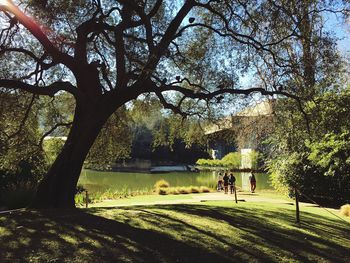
[178,187,190,194]
[158,188,168,195]
[154,179,170,189]
[340,204,350,217]
[189,186,200,193]
[221,152,241,168]
[0,181,37,209]
[156,186,212,195]
[200,186,211,193]
[268,150,350,205]
[196,152,242,169]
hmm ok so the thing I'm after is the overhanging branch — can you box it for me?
[0,80,78,97]
[38,122,73,147]
[1,1,75,68]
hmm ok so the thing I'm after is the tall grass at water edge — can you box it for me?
[75,185,153,205]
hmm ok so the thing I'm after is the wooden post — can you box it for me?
[234,186,238,203]
[85,190,89,208]
[295,188,300,223]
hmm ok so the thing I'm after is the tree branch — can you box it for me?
[1,1,75,68]
[0,80,78,97]
[38,122,72,147]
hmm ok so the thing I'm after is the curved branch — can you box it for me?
[0,80,78,97]
[175,22,289,68]
[75,19,115,63]
[138,0,196,80]
[159,84,299,101]
[155,90,188,118]
[0,47,56,70]
[38,122,72,147]
[1,1,75,68]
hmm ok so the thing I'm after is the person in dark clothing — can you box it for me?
[228,173,236,194]
[249,172,256,193]
[223,172,229,194]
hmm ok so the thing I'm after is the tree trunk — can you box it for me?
[31,102,109,208]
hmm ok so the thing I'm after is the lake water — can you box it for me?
[78,170,272,193]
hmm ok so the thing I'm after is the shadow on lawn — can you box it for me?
[0,203,349,263]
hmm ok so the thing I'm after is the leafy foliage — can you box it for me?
[196,152,241,169]
[268,86,350,204]
[85,108,132,170]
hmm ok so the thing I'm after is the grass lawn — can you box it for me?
[88,193,197,207]
[1,200,349,262]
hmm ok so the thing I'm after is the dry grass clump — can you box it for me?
[158,188,168,195]
[200,186,211,193]
[340,204,350,217]
[178,187,190,194]
[190,186,200,193]
[154,179,170,189]
[155,185,212,195]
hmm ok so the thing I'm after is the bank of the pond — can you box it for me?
[78,169,273,195]
[86,190,303,208]
[87,190,282,208]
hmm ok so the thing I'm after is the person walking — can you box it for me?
[223,172,229,194]
[217,172,223,191]
[249,172,256,193]
[229,173,236,194]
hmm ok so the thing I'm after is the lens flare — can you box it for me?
[0,0,9,7]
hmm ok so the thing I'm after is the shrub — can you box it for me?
[76,184,86,194]
[154,179,170,189]
[178,187,190,194]
[221,152,241,168]
[158,188,168,195]
[340,204,350,217]
[196,152,242,169]
[200,186,211,193]
[0,181,37,209]
[189,186,200,193]
[155,185,212,195]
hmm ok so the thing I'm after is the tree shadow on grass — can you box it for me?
[0,203,349,263]
[147,204,350,262]
[1,208,234,263]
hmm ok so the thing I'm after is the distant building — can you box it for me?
[205,100,275,167]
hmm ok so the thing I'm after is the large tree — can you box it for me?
[0,0,347,208]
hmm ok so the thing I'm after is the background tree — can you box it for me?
[259,0,350,204]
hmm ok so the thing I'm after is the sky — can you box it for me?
[325,12,350,55]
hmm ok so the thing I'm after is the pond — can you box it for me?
[78,170,273,193]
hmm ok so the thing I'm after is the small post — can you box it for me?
[295,188,300,223]
[85,190,89,208]
[234,186,238,203]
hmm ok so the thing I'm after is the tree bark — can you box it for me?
[30,101,109,208]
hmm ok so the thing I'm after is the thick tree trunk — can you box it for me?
[31,102,109,208]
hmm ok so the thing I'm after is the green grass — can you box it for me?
[1,200,349,262]
[88,193,196,207]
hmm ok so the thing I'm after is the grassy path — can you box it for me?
[1,192,349,262]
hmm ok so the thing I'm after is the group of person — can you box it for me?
[217,172,257,193]
[217,172,236,194]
